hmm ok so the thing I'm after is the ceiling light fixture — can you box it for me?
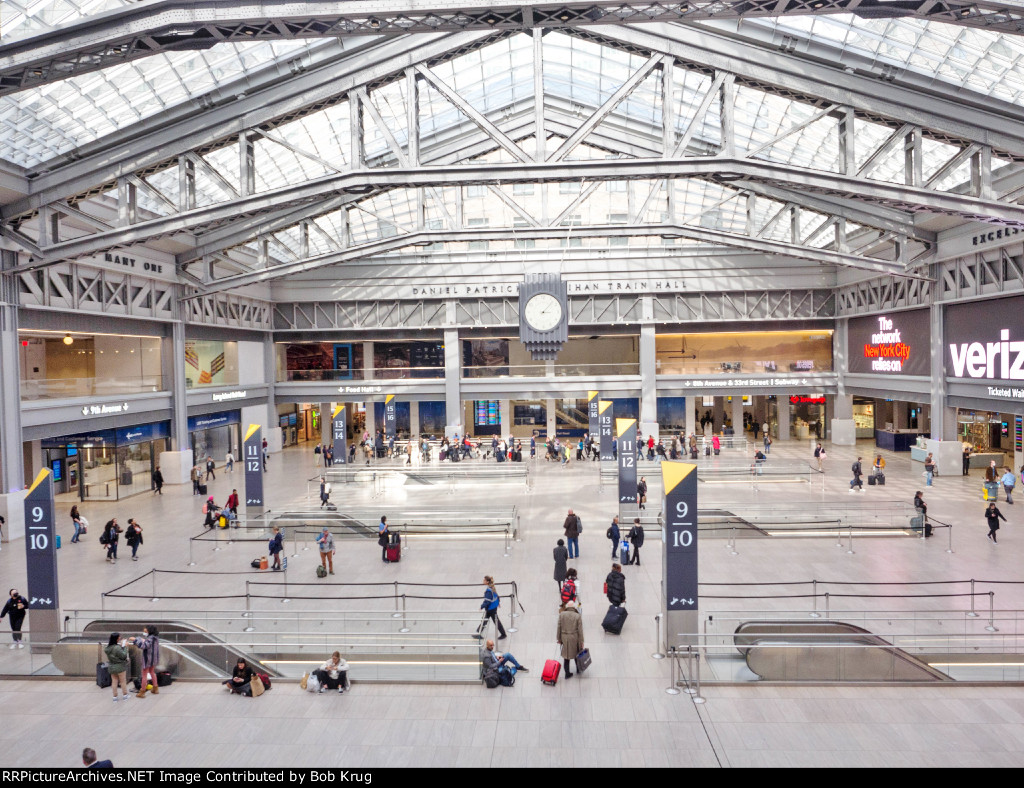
[63,334,74,345]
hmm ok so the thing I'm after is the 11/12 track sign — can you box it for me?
[243,424,264,507]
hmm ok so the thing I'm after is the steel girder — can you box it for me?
[11,157,1017,271]
[271,287,836,331]
[1,1,1021,97]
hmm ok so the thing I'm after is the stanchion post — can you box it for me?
[946,523,954,554]
[665,647,680,695]
[729,527,738,556]
[810,580,820,618]
[968,579,979,617]
[511,581,521,620]
[986,591,999,632]
[187,537,195,567]
[150,570,159,603]
[399,594,410,633]
[682,647,697,695]
[836,518,843,548]
[243,583,254,631]
[281,564,290,604]
[824,591,830,618]
[392,581,401,618]
[101,592,107,616]
[652,613,665,659]
[692,646,705,704]
[503,528,511,558]
[846,524,855,555]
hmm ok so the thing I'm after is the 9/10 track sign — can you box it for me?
[662,462,697,612]
[24,469,59,610]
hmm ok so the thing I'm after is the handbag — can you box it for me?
[575,648,592,674]
[250,674,265,697]
[300,672,308,690]
[307,673,320,693]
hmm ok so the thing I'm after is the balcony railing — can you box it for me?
[464,362,640,378]
[282,367,444,382]
[20,375,165,401]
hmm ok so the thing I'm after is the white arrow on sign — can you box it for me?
[81,407,89,416]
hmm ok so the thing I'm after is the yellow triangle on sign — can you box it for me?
[386,394,395,404]
[27,468,49,494]
[661,462,696,495]
[588,390,599,402]
[599,400,612,414]
[245,424,261,441]
[333,404,344,419]
[616,418,636,438]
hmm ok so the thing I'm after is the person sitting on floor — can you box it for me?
[314,651,350,694]
[223,658,254,695]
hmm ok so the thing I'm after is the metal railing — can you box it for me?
[462,362,639,378]
[282,367,444,382]
[20,375,165,400]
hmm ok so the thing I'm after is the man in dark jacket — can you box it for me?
[152,465,164,495]
[82,749,113,769]
[627,518,644,565]
[564,508,581,559]
[637,477,648,510]
[850,457,864,492]
[605,564,626,607]
[986,503,1007,543]
[606,516,620,559]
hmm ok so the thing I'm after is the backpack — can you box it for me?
[575,515,582,534]
[499,669,515,687]
[483,668,500,689]
[560,579,577,604]
[99,530,110,545]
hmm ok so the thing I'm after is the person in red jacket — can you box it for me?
[226,489,239,518]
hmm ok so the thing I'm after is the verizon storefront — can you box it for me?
[945,295,1024,467]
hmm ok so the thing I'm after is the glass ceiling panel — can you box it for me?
[1,0,134,42]
[0,39,312,167]
[740,15,1024,106]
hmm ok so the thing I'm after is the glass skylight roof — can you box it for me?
[0,0,133,43]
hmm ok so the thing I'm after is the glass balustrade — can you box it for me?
[20,375,165,401]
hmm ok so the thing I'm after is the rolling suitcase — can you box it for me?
[602,605,628,635]
[620,539,630,565]
[541,659,560,686]
[714,448,720,456]
[198,484,207,496]
[386,532,401,563]
[96,662,111,689]
[868,475,877,486]
[690,448,698,459]
[876,473,886,486]
[56,534,61,549]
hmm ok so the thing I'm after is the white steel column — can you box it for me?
[927,301,961,474]
[0,252,24,493]
[443,328,461,433]
[639,322,658,436]
[831,318,856,445]
[731,395,744,436]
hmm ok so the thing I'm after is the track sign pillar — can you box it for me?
[662,461,698,648]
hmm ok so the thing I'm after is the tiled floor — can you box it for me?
[2,436,1024,768]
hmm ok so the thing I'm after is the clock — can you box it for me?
[523,292,564,332]
[518,273,568,360]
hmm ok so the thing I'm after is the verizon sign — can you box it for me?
[848,308,929,377]
[946,296,1024,388]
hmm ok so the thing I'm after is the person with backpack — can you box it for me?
[478,576,507,641]
[268,526,284,571]
[481,638,528,688]
[1,589,28,648]
[70,505,84,543]
[637,477,648,510]
[850,457,864,492]
[553,539,568,594]
[124,519,143,561]
[563,508,582,559]
[152,466,164,495]
[606,516,620,559]
[556,600,584,680]
[605,564,626,607]
[102,519,122,563]
[203,496,220,529]
[316,528,335,576]
[560,567,579,610]
[627,518,644,565]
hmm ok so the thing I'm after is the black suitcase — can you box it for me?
[690,449,698,459]
[198,483,208,496]
[96,662,111,689]
[876,473,886,486]
[714,448,720,456]
[602,605,628,635]
[868,476,877,486]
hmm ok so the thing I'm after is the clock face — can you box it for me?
[524,293,563,332]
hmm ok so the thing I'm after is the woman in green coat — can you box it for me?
[104,632,131,702]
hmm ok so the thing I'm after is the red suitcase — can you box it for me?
[541,659,560,686]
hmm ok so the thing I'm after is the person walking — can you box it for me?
[316,527,336,575]
[124,519,143,561]
[627,517,644,565]
[637,477,648,510]
[319,477,331,509]
[1,589,28,648]
[764,432,772,455]
[268,526,284,570]
[962,446,971,476]
[226,450,235,473]
[556,599,584,680]
[924,453,936,487]
[605,563,626,607]
[478,576,507,641]
[560,567,579,609]
[850,457,864,493]
[712,434,721,456]
[1002,467,1016,504]
[103,633,131,702]
[378,515,390,563]
[133,625,160,697]
[262,438,269,471]
[205,455,216,482]
[152,466,164,495]
[70,505,84,543]
[985,460,999,496]
[563,508,581,559]
[103,519,122,562]
[986,502,1007,543]
[226,489,239,518]
[203,496,220,529]
[553,539,568,593]
[606,516,620,559]
[814,443,826,472]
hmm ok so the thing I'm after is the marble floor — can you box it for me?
[2,435,1023,768]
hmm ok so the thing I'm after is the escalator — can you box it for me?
[50,620,281,680]
[735,620,952,682]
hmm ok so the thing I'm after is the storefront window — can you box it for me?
[556,399,589,436]
[419,402,446,436]
[374,341,444,379]
[281,342,365,382]
[373,401,411,435]
[189,411,241,468]
[789,395,826,440]
[655,331,833,376]
[657,397,687,432]
[512,401,547,430]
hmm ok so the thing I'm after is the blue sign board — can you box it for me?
[188,410,241,432]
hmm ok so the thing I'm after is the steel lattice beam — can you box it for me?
[1,1,1020,97]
